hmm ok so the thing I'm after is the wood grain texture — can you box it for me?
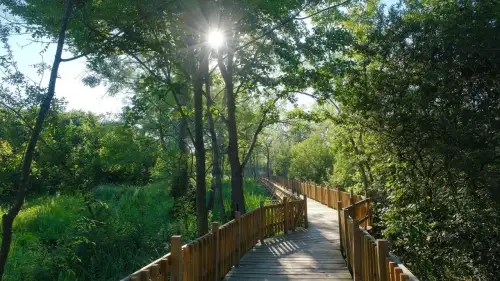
[224,199,351,281]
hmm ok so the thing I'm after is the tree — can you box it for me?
[319,1,500,279]
[0,0,76,277]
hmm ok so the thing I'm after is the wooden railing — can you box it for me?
[120,178,307,281]
[270,176,419,281]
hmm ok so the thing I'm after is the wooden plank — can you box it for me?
[353,219,362,281]
[283,197,289,234]
[377,240,389,281]
[235,211,241,266]
[160,258,169,281]
[395,267,403,281]
[304,195,308,228]
[220,199,354,281]
[150,264,159,281]
[230,267,349,273]
[225,272,352,278]
[171,236,183,281]
[224,276,352,281]
[213,222,220,281]
[183,246,190,281]
[123,178,418,281]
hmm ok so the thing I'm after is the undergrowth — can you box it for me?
[0,178,269,281]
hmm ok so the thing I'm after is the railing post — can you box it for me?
[140,270,149,281]
[212,222,220,281]
[352,219,362,281]
[338,201,343,254]
[368,200,373,227]
[350,188,354,205]
[260,201,265,242]
[283,197,289,234]
[395,267,403,281]
[337,189,341,209]
[151,265,159,281]
[171,235,183,281]
[327,187,332,207]
[344,211,350,263]
[389,261,396,281]
[303,194,308,228]
[308,181,312,198]
[376,239,390,281]
[235,211,241,266]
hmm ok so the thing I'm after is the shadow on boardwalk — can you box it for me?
[224,199,352,281]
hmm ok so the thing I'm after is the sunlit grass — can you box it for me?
[222,177,270,211]
[0,178,270,281]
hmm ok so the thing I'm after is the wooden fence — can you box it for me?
[120,178,307,281]
[271,176,419,281]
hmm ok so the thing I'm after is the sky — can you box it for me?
[8,34,126,114]
[6,0,399,115]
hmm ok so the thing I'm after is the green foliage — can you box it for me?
[291,1,500,280]
[289,135,333,183]
[0,179,269,280]
[0,183,181,281]
[220,178,269,220]
[4,0,499,279]
[265,1,500,279]
[0,109,161,198]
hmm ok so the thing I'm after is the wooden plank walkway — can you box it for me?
[224,197,352,281]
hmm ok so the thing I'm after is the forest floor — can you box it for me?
[0,178,269,281]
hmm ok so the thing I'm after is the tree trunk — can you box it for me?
[194,48,208,236]
[171,101,189,198]
[266,146,271,179]
[0,1,72,278]
[205,72,225,221]
[207,183,215,211]
[205,74,216,214]
[253,153,257,180]
[217,126,226,220]
[227,81,245,214]
[218,36,245,215]
[349,134,369,195]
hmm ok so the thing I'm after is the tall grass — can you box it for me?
[0,178,269,281]
[221,177,269,214]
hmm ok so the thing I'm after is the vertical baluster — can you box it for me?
[303,195,308,228]
[183,246,190,281]
[395,267,403,281]
[171,236,183,281]
[376,240,389,281]
[388,261,396,281]
[212,222,219,281]
[260,201,265,241]
[283,197,289,234]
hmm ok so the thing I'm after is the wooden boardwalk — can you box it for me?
[224,198,352,281]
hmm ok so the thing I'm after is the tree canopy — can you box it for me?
[1,0,500,280]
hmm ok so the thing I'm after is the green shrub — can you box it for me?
[1,178,269,281]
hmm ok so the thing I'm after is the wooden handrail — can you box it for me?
[120,178,307,281]
[268,176,419,281]
[346,198,371,208]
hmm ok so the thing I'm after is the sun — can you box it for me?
[207,30,224,49]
